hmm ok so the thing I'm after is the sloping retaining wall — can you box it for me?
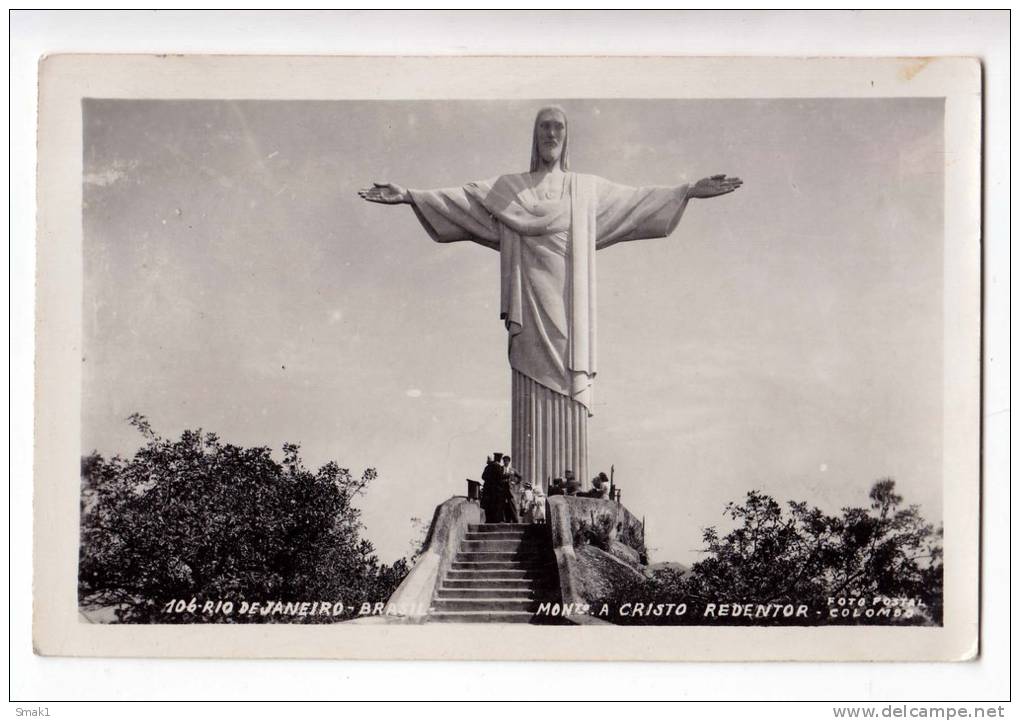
[382,496,481,623]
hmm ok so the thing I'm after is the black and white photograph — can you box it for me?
[77,95,944,629]
[31,53,982,664]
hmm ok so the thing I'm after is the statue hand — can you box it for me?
[358,181,410,205]
[691,174,743,199]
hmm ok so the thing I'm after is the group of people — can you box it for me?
[546,471,612,499]
[479,454,615,524]
[479,452,547,525]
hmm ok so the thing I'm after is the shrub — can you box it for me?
[78,414,409,623]
[616,517,648,563]
[572,510,615,551]
[594,480,943,626]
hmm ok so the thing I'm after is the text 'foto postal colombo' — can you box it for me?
[34,55,981,661]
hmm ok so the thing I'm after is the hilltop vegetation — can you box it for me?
[79,415,409,623]
[590,480,943,626]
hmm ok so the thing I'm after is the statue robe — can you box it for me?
[409,172,690,491]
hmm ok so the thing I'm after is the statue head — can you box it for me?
[530,105,569,172]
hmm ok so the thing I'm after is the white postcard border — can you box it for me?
[34,54,981,661]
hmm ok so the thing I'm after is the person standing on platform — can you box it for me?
[564,469,580,496]
[481,452,504,523]
[520,481,536,524]
[499,457,520,524]
[532,485,547,524]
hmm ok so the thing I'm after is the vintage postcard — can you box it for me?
[34,55,981,660]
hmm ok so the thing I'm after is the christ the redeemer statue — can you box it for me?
[359,106,741,492]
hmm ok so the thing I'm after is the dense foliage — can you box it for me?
[79,415,409,623]
[595,480,943,626]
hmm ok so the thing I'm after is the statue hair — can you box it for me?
[529,106,570,172]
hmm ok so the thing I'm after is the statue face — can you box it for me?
[535,109,566,166]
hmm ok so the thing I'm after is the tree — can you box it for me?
[79,415,409,623]
[596,480,943,626]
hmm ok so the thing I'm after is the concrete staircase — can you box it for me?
[428,523,559,623]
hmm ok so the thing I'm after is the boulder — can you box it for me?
[609,539,642,567]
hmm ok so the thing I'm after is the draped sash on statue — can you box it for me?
[493,174,597,411]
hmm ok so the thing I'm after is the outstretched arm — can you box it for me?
[594,174,742,250]
[358,180,499,250]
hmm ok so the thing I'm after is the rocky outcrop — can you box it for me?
[547,496,647,623]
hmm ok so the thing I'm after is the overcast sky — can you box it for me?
[83,98,944,565]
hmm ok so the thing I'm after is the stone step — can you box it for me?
[454,551,543,563]
[436,587,536,599]
[422,521,557,624]
[442,577,540,589]
[431,597,536,613]
[468,523,533,532]
[427,611,534,624]
[464,531,527,541]
[450,560,528,571]
[445,568,539,580]
[459,539,530,552]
